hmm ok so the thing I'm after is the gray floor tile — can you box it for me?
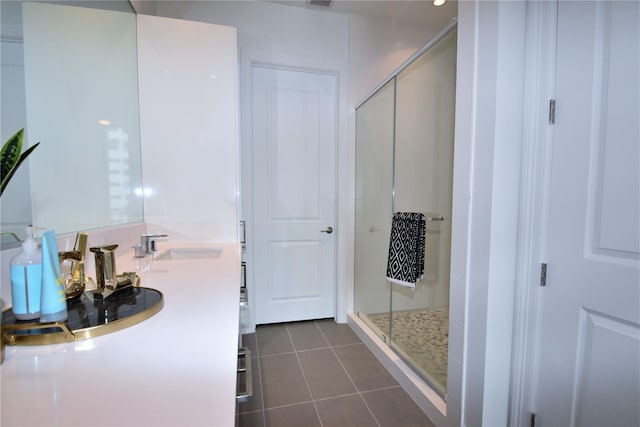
[298,348,356,399]
[315,395,379,427]
[362,386,435,427]
[237,410,265,427]
[239,322,436,427]
[333,343,398,391]
[260,353,311,408]
[287,321,330,351]
[257,324,294,355]
[264,402,321,427]
[316,319,361,346]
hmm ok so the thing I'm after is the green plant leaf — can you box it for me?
[0,129,39,197]
[1,128,24,180]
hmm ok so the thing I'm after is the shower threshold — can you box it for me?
[348,313,447,426]
[364,308,448,396]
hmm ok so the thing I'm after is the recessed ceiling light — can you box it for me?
[433,0,446,6]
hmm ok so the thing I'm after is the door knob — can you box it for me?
[321,226,333,234]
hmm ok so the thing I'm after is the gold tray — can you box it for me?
[2,287,163,346]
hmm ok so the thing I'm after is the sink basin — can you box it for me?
[154,247,223,261]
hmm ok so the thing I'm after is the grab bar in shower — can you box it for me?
[368,216,444,233]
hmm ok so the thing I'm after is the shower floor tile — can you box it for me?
[236,319,434,427]
[367,309,449,393]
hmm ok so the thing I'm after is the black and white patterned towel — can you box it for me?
[386,212,426,289]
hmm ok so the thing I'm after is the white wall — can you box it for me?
[456,1,527,425]
[155,1,348,63]
[137,15,239,242]
[348,11,455,106]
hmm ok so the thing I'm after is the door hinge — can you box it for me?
[540,263,547,287]
[549,99,556,124]
[531,412,537,427]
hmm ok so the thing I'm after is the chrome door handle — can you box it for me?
[321,226,333,234]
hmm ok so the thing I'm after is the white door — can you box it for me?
[535,2,640,426]
[251,65,337,324]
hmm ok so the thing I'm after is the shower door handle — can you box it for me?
[321,226,333,234]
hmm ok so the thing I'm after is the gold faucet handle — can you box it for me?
[58,251,82,263]
[71,233,88,278]
[58,250,82,282]
[58,251,86,300]
[89,244,119,254]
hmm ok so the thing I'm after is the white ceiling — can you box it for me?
[266,0,457,27]
[3,0,458,40]
[129,1,457,30]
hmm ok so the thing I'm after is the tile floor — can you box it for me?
[236,319,434,427]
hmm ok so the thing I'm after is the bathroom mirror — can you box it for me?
[0,0,144,247]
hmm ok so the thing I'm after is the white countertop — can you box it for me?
[1,242,242,427]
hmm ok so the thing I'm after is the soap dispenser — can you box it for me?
[10,226,42,320]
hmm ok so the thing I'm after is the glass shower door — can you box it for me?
[391,30,457,396]
[354,80,395,338]
[353,26,457,399]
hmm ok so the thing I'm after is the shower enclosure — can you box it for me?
[354,25,456,397]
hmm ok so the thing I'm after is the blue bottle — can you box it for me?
[39,229,67,322]
[10,226,42,320]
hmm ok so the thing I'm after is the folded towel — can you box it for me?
[386,212,426,289]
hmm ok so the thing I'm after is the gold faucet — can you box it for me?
[90,244,132,300]
[59,249,93,300]
[58,232,93,300]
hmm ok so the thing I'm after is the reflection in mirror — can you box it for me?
[0,0,143,247]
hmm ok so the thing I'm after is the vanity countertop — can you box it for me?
[1,242,242,427]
